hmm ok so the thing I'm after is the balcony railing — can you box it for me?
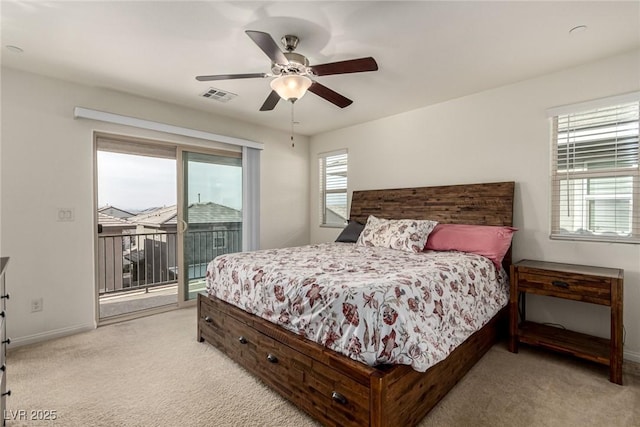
[97,227,241,296]
[185,226,242,281]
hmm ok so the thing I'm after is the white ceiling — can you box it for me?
[2,1,639,136]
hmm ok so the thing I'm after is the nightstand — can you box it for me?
[508,259,623,385]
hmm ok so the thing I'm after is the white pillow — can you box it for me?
[356,215,438,253]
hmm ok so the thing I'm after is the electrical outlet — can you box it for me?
[31,297,43,312]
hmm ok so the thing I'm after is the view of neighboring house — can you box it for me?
[97,211,136,235]
[97,203,242,296]
[98,205,134,219]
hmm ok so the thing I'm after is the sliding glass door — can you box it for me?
[179,150,243,301]
[95,135,253,323]
[96,136,178,321]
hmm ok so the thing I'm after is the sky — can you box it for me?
[97,151,242,212]
[186,160,242,210]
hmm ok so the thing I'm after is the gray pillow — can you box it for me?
[335,220,365,243]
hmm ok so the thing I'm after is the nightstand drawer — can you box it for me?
[518,271,611,305]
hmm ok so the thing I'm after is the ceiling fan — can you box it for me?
[196,30,378,111]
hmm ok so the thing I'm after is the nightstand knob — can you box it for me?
[331,391,347,405]
[204,316,212,323]
[1,294,8,299]
[552,280,569,289]
[2,338,10,345]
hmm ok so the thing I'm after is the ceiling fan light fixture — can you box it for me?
[270,74,312,102]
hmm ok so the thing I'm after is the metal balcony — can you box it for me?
[97,227,241,318]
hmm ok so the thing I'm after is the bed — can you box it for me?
[197,181,515,426]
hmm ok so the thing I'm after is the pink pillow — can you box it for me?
[424,224,517,268]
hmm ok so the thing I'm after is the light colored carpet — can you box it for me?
[6,307,639,427]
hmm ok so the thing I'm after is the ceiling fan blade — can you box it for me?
[245,30,288,65]
[196,73,268,82]
[310,57,378,76]
[259,90,281,111]
[308,82,353,108]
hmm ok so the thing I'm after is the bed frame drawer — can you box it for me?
[254,331,370,426]
[299,356,371,426]
[199,296,258,365]
[198,295,225,348]
[198,294,370,426]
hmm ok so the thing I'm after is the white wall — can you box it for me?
[0,72,2,256]
[309,50,640,362]
[1,68,309,345]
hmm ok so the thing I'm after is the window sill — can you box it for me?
[550,234,640,244]
[320,224,346,229]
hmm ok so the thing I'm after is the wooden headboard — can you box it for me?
[349,181,515,269]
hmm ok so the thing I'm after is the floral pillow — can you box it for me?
[356,215,438,253]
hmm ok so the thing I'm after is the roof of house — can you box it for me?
[165,203,242,225]
[135,206,165,215]
[127,205,178,228]
[98,205,134,219]
[123,203,242,227]
[123,249,144,263]
[98,212,135,228]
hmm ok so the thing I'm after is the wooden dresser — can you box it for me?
[0,257,9,424]
[508,259,623,384]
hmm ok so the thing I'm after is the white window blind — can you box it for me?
[319,149,348,227]
[550,96,640,243]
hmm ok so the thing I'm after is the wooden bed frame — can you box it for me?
[198,181,515,426]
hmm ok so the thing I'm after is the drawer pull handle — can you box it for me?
[238,336,248,344]
[204,316,212,323]
[1,293,9,299]
[0,311,4,318]
[2,338,10,345]
[331,391,347,405]
[266,354,278,364]
[552,280,569,289]
[0,364,5,372]
[2,390,10,397]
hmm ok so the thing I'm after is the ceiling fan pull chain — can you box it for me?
[290,101,295,148]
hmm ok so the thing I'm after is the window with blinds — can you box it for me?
[319,149,348,227]
[550,95,639,243]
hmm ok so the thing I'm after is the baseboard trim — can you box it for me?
[624,349,640,364]
[8,323,96,349]
[624,349,640,378]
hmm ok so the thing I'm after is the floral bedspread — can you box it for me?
[205,243,509,372]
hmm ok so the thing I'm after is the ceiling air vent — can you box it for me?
[200,87,237,103]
